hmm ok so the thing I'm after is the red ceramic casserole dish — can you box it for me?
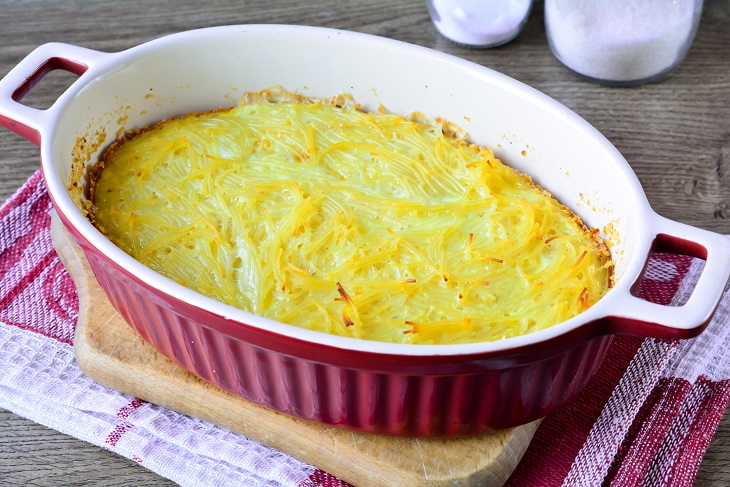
[1,25,729,437]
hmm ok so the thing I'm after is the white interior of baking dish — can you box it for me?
[42,25,655,355]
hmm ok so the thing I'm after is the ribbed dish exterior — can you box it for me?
[83,246,611,437]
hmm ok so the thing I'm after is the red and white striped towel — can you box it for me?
[1,171,728,486]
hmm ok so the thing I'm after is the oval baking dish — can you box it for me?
[1,25,729,437]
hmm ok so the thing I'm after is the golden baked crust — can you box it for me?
[90,89,613,344]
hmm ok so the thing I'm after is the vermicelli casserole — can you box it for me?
[90,90,613,345]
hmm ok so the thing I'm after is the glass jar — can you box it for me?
[427,0,534,49]
[545,0,704,86]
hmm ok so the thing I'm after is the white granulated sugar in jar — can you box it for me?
[428,0,533,48]
[545,0,702,84]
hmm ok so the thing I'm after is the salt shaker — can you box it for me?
[545,0,704,86]
[427,0,534,49]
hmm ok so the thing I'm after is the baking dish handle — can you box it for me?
[608,214,730,339]
[0,42,107,145]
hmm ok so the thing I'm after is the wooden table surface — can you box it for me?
[0,1,728,485]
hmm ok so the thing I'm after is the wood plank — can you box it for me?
[0,409,176,486]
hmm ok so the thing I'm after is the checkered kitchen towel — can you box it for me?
[1,171,729,486]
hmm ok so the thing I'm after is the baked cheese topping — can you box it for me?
[91,92,612,344]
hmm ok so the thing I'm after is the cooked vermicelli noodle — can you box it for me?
[91,90,613,344]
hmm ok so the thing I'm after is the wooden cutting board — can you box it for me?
[50,213,539,487]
